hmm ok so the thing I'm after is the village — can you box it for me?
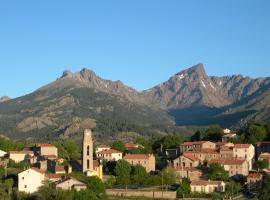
[0,127,269,199]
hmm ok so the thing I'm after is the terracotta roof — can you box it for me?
[55,166,65,172]
[9,150,34,154]
[184,148,218,154]
[191,180,223,186]
[220,146,233,151]
[93,160,100,169]
[97,149,122,154]
[259,152,270,159]
[37,144,56,147]
[124,154,150,160]
[209,159,246,165]
[46,173,62,179]
[248,172,263,179]
[182,153,199,161]
[96,144,111,148]
[43,155,57,159]
[234,144,252,149]
[31,167,45,174]
[125,143,140,149]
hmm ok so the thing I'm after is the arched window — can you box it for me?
[87,145,90,156]
[87,159,90,169]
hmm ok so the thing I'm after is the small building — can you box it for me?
[124,154,155,172]
[219,146,234,159]
[165,148,180,160]
[258,152,270,169]
[96,149,123,161]
[180,141,216,153]
[233,144,255,170]
[190,180,225,194]
[247,172,263,191]
[55,165,66,174]
[36,144,58,158]
[56,177,87,192]
[222,129,237,142]
[96,144,111,153]
[45,173,62,183]
[9,150,35,163]
[0,150,7,158]
[174,167,202,181]
[173,153,200,168]
[208,159,249,177]
[18,168,45,194]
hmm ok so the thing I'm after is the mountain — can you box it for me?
[0,69,173,140]
[0,96,10,103]
[143,64,270,127]
[0,64,269,140]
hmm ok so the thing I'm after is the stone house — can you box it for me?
[35,144,58,158]
[208,159,249,177]
[180,141,216,153]
[190,180,225,194]
[173,153,200,168]
[233,144,255,170]
[56,177,87,191]
[174,167,202,181]
[96,149,122,161]
[95,144,111,153]
[247,172,263,191]
[124,154,155,172]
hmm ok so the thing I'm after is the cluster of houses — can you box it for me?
[167,129,270,194]
[1,128,270,195]
[0,129,156,194]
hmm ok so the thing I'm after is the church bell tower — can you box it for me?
[82,129,93,173]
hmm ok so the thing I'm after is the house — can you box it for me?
[258,152,270,169]
[216,142,234,150]
[222,129,237,142]
[36,144,58,158]
[219,146,234,159]
[9,150,35,163]
[125,143,142,151]
[247,172,263,191]
[174,167,202,181]
[180,141,216,153]
[182,149,220,163]
[55,165,66,174]
[0,150,7,158]
[18,168,45,193]
[45,173,62,182]
[173,153,200,168]
[208,159,249,177]
[96,149,122,161]
[233,144,255,170]
[56,177,87,192]
[190,180,225,194]
[95,144,111,153]
[124,154,155,172]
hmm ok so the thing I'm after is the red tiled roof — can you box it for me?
[9,150,34,154]
[259,152,270,159]
[46,173,62,179]
[234,144,252,149]
[93,160,100,169]
[37,144,56,147]
[182,153,199,161]
[191,180,223,186]
[31,167,45,174]
[55,166,65,171]
[209,159,246,165]
[97,149,122,154]
[248,172,263,179]
[124,154,150,160]
[125,143,140,149]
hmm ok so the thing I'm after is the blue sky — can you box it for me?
[0,0,270,98]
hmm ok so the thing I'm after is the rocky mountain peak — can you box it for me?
[61,70,73,78]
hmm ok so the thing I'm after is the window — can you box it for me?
[190,163,192,167]
[22,177,24,180]
[87,159,90,169]
[87,146,90,156]
[24,185,27,188]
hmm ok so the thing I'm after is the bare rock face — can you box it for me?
[0,96,10,103]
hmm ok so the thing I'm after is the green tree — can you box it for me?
[260,174,270,200]
[190,131,201,141]
[3,178,14,195]
[177,178,191,198]
[104,176,116,189]
[74,189,98,200]
[111,141,125,152]
[246,123,266,143]
[115,159,132,189]
[85,176,105,195]
[208,163,229,181]
[204,125,223,142]
[53,140,81,161]
[131,164,149,186]
[255,160,269,171]
[0,167,5,179]
[226,181,241,198]
[161,170,176,190]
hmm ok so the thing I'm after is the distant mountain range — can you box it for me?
[0,64,269,140]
